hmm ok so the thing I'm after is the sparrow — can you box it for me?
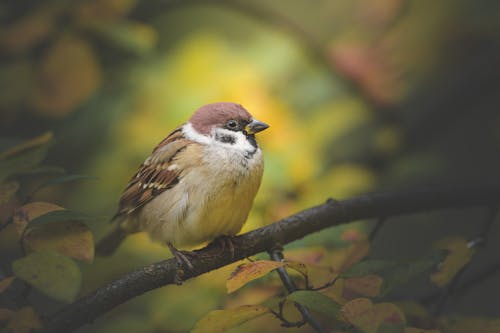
[96,102,269,269]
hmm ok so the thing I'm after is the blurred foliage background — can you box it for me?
[1,0,500,332]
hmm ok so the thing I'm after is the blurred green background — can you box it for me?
[1,0,500,332]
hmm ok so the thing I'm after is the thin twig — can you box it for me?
[269,248,327,333]
[432,206,499,315]
[311,276,339,292]
[269,300,307,328]
[369,217,387,241]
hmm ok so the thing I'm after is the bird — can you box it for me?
[96,102,269,269]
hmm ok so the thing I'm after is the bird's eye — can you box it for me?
[227,120,238,129]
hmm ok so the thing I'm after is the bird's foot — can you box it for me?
[209,235,237,259]
[168,243,195,284]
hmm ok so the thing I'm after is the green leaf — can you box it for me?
[287,290,342,318]
[15,165,65,176]
[86,20,158,55]
[341,256,440,296]
[26,209,96,228]
[192,305,269,333]
[380,259,437,296]
[12,251,81,302]
[378,322,405,333]
[341,260,399,278]
[13,202,65,235]
[36,174,97,190]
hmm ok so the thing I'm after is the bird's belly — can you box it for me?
[138,150,263,249]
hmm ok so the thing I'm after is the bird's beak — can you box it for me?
[246,119,269,134]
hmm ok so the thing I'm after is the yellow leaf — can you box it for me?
[343,274,383,299]
[5,307,42,333]
[12,202,64,235]
[279,299,304,323]
[0,132,53,161]
[437,316,500,333]
[23,220,94,263]
[323,278,348,305]
[0,181,19,205]
[32,35,101,117]
[284,260,308,278]
[192,305,269,333]
[430,237,474,287]
[0,276,15,293]
[226,260,284,294]
[342,298,405,333]
[341,228,368,242]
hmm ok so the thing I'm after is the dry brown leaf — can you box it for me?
[343,274,383,299]
[0,308,14,321]
[342,298,406,333]
[1,6,60,54]
[74,0,137,21]
[0,276,15,293]
[5,307,42,333]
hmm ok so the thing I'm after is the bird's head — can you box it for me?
[188,102,269,147]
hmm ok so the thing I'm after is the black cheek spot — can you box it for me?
[215,133,236,144]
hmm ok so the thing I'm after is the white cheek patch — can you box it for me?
[183,122,211,144]
[212,128,255,152]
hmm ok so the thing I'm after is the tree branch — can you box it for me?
[39,185,500,333]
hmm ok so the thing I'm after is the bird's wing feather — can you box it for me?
[113,127,194,219]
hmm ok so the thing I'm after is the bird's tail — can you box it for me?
[95,226,128,256]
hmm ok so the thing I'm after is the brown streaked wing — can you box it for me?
[113,127,193,219]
